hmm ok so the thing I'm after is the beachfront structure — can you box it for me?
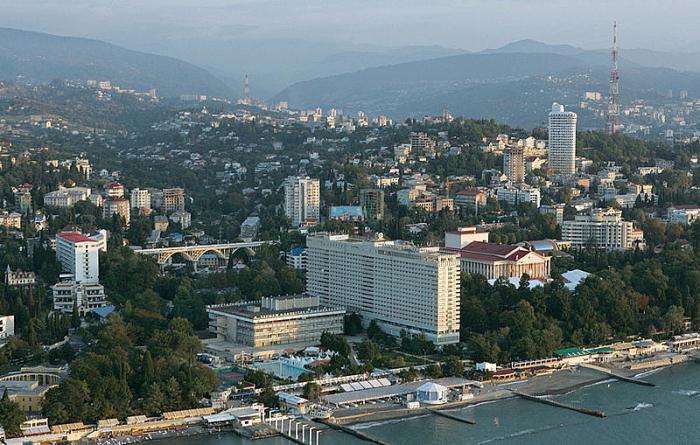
[668,333,700,353]
[206,295,345,348]
[548,102,577,175]
[561,208,645,250]
[284,176,320,227]
[447,241,551,280]
[306,233,461,345]
[416,382,448,405]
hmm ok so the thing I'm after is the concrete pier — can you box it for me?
[428,408,476,425]
[314,418,390,445]
[512,391,606,418]
[580,363,655,387]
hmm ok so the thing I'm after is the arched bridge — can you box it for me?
[134,241,274,266]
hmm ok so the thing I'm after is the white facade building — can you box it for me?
[444,226,490,249]
[548,103,577,175]
[306,234,460,345]
[284,176,320,227]
[52,276,107,315]
[56,231,105,284]
[496,186,541,208]
[0,315,14,339]
[130,188,151,210]
[561,208,645,250]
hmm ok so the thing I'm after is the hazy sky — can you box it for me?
[0,0,697,52]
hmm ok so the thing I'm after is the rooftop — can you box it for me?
[57,232,94,243]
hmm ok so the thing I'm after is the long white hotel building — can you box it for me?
[306,233,460,345]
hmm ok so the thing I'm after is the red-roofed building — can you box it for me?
[105,181,125,198]
[445,240,550,280]
[56,231,106,284]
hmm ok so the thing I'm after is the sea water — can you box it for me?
[163,362,700,444]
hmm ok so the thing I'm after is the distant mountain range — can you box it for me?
[273,40,700,128]
[3,27,700,128]
[0,28,233,98]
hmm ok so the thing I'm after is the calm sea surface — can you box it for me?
[162,362,700,444]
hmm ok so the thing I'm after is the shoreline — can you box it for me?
[335,362,681,427]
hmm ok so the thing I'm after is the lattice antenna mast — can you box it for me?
[244,74,250,103]
[607,21,620,134]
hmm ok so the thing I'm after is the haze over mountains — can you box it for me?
[3,26,700,128]
[0,28,233,98]
[274,40,700,128]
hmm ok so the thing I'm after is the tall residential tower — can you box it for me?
[284,176,320,227]
[503,146,525,183]
[548,103,577,176]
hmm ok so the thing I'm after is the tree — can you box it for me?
[0,389,24,437]
[356,340,381,364]
[441,356,464,377]
[257,387,278,407]
[320,332,350,357]
[142,383,166,416]
[398,367,419,382]
[344,313,363,335]
[302,382,322,402]
[663,305,686,335]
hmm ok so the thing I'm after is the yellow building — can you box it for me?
[0,211,21,230]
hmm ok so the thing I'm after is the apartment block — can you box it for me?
[284,176,320,227]
[561,208,645,250]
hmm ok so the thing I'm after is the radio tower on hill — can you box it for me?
[607,22,620,134]
[243,74,251,105]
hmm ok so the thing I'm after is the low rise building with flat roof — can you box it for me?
[207,295,344,348]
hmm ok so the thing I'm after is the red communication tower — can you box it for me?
[607,22,620,134]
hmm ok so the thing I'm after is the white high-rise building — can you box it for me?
[56,231,105,284]
[548,103,577,175]
[306,234,461,345]
[284,176,320,227]
[130,188,151,210]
